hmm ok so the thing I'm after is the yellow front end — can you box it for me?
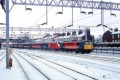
[84,44,93,51]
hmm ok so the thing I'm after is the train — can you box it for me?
[10,29,94,53]
[11,40,93,53]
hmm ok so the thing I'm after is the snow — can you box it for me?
[23,50,120,80]
[18,52,92,80]
[0,49,120,80]
[0,55,26,80]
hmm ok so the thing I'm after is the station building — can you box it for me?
[102,28,120,42]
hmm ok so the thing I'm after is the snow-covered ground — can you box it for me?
[0,48,120,80]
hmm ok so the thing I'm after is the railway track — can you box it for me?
[19,51,99,80]
[13,54,31,80]
[46,51,120,64]
[18,52,78,80]
[13,52,51,80]
[75,54,120,63]
[20,50,120,73]
[16,49,120,64]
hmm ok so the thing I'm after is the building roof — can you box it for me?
[112,30,120,34]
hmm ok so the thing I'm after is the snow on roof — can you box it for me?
[58,31,85,39]
[112,30,120,34]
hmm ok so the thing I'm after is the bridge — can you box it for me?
[0,27,82,42]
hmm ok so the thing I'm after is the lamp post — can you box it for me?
[6,0,9,69]
[101,0,105,33]
[40,0,48,26]
[46,0,48,25]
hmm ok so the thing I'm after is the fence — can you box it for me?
[94,47,120,54]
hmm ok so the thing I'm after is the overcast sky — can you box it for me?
[0,0,120,37]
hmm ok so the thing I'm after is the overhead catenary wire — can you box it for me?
[32,7,54,26]
[106,21,120,26]
[20,11,32,27]
[7,0,120,29]
[55,10,105,28]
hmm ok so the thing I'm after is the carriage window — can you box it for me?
[67,32,71,36]
[62,33,66,36]
[78,30,83,35]
[72,31,76,35]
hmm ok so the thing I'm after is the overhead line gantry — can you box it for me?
[12,0,120,11]
[0,27,81,32]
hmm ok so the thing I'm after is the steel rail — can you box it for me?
[21,53,78,80]
[13,54,31,80]
[21,51,99,80]
[15,52,51,80]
